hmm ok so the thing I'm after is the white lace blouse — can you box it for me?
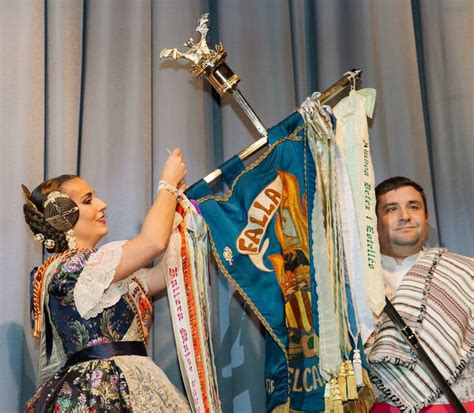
[73,241,148,319]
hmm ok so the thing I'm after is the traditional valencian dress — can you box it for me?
[25,241,190,412]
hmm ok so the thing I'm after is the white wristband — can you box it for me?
[158,180,179,198]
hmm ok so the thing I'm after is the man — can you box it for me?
[376,176,429,300]
[367,176,473,412]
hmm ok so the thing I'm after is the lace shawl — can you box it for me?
[74,241,147,319]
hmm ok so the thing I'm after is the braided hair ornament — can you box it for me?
[22,184,80,252]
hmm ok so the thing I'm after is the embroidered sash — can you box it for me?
[163,196,222,413]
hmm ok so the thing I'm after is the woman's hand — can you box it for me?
[113,147,187,287]
[161,148,187,187]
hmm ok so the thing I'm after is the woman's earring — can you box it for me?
[65,229,77,249]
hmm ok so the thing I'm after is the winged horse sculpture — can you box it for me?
[160,13,212,65]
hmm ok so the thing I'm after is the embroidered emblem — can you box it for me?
[223,247,233,265]
[266,379,275,394]
[236,175,282,272]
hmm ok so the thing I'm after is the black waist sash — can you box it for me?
[65,340,147,368]
[31,341,147,412]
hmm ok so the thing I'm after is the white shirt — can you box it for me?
[380,250,423,300]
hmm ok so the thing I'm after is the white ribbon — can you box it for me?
[333,89,385,319]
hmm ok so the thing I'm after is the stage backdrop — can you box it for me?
[1,0,472,411]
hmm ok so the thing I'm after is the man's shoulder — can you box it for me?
[425,247,473,273]
[438,248,472,263]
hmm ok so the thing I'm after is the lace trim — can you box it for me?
[74,241,126,319]
[114,355,191,412]
[86,269,149,320]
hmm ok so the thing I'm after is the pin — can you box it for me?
[166,147,172,155]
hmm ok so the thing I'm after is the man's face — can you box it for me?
[376,186,429,260]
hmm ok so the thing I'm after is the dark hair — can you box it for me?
[375,176,427,215]
[23,175,79,253]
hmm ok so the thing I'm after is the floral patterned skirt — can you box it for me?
[25,355,191,413]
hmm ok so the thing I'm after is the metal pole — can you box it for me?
[198,69,362,185]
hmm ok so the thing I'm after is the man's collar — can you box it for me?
[381,248,425,271]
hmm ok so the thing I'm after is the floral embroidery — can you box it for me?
[25,360,132,412]
[90,369,103,387]
[86,336,111,348]
[63,252,91,273]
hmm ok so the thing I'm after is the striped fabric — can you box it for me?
[366,248,473,412]
[371,400,474,412]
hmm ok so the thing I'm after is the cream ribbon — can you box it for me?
[299,103,343,380]
[334,139,374,343]
[333,89,385,318]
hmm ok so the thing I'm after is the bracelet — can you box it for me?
[158,180,179,198]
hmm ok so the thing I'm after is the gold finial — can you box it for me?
[160,13,240,96]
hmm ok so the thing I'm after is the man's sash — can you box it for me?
[366,249,473,412]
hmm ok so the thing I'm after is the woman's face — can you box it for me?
[61,178,108,249]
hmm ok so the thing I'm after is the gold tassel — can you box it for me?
[324,382,333,413]
[342,368,377,413]
[271,398,290,413]
[332,379,344,413]
[344,360,358,400]
[337,362,347,401]
[353,349,363,387]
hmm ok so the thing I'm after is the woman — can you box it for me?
[22,149,191,412]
